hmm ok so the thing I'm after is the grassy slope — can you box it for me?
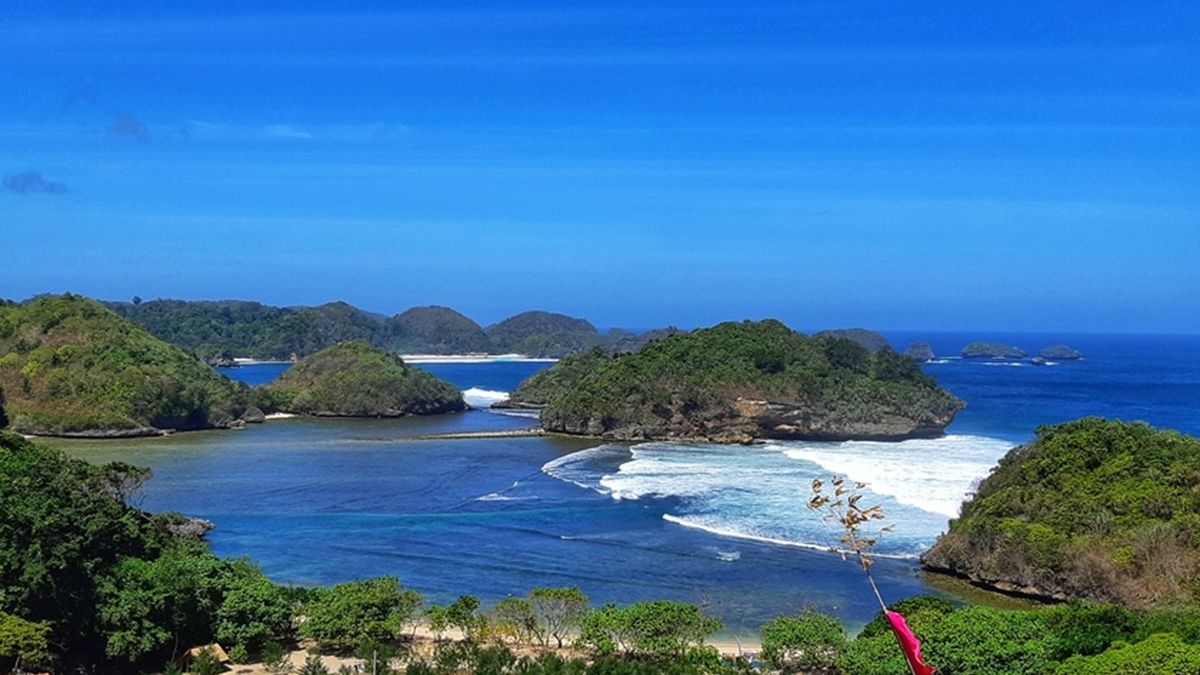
[0,294,253,435]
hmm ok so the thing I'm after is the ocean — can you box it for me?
[49,333,1200,633]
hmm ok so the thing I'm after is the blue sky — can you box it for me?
[1,1,1197,332]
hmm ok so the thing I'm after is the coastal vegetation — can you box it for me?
[266,341,465,417]
[924,418,1200,608]
[0,294,263,436]
[526,320,963,442]
[9,421,1200,673]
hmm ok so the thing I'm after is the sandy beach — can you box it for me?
[214,625,761,674]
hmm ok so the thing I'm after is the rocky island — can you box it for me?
[960,341,1027,359]
[507,320,963,443]
[266,341,465,417]
[923,418,1200,607]
[1039,344,1083,360]
[905,341,935,362]
[0,294,263,437]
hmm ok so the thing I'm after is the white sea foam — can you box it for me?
[541,445,629,491]
[778,435,1014,518]
[542,435,1013,556]
[979,361,1028,367]
[462,387,510,408]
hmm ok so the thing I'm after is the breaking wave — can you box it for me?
[462,387,511,408]
[541,435,1013,556]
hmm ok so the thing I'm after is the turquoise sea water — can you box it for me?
[50,334,1200,632]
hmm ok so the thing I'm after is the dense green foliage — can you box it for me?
[381,306,492,354]
[924,418,1200,607]
[0,611,51,673]
[300,577,422,652]
[831,597,1200,675]
[110,298,629,359]
[268,341,465,416]
[536,320,962,441]
[814,328,892,353]
[578,600,723,657]
[107,299,383,360]
[506,348,611,407]
[0,294,261,435]
[0,432,293,670]
[760,610,847,672]
[0,387,7,428]
[487,311,603,358]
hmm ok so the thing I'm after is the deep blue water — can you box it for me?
[52,334,1200,633]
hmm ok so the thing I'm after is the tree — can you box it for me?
[578,601,722,658]
[215,564,294,655]
[446,595,487,642]
[96,542,230,662]
[0,388,8,429]
[300,577,421,652]
[491,597,537,645]
[760,610,847,673]
[529,587,589,648]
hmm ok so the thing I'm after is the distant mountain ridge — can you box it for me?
[107,298,681,360]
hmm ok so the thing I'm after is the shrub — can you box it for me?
[298,654,332,675]
[1056,633,1200,674]
[1043,602,1138,658]
[228,643,250,663]
[760,609,847,672]
[191,647,224,675]
[0,611,51,672]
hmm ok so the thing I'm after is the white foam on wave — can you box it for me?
[462,387,510,408]
[979,361,1027,367]
[541,435,1013,556]
[540,445,629,491]
[778,435,1014,518]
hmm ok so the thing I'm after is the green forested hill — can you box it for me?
[107,298,382,360]
[380,305,491,354]
[0,295,260,436]
[528,320,962,442]
[487,310,602,357]
[924,418,1200,608]
[266,341,465,416]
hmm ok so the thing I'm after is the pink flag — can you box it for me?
[885,610,936,675]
